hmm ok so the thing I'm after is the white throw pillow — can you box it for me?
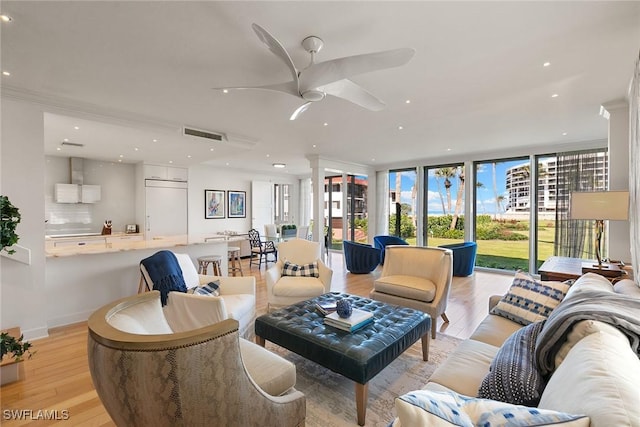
[395,389,589,427]
[564,272,612,299]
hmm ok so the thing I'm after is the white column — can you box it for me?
[601,99,631,262]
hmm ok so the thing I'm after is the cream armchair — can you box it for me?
[139,251,256,339]
[266,239,333,311]
[370,246,453,339]
[88,291,305,427]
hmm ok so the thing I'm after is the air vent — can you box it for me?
[183,127,225,142]
[61,141,84,147]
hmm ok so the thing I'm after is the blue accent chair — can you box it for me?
[373,235,409,264]
[343,241,382,274]
[438,241,477,276]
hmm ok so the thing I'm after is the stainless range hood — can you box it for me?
[54,157,101,203]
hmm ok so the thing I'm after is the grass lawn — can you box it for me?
[405,223,556,272]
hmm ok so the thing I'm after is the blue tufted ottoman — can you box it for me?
[255,292,431,426]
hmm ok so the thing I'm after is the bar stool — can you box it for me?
[197,255,222,276]
[228,246,244,277]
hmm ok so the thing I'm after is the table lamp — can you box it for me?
[569,190,629,275]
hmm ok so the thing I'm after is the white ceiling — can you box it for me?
[2,1,639,176]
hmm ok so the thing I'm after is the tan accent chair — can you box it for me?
[370,246,453,339]
[266,239,333,311]
[88,291,305,427]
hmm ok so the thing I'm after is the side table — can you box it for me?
[539,256,630,282]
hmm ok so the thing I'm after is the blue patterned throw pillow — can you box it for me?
[478,320,546,406]
[194,280,220,296]
[490,272,570,326]
[395,389,589,427]
[282,260,319,278]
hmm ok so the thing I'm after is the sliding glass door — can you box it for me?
[424,164,465,246]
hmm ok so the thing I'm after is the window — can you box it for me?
[425,164,465,246]
[388,169,417,242]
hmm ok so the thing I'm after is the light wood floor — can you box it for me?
[0,252,514,426]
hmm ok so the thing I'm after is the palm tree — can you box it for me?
[497,194,506,213]
[476,181,486,213]
[433,169,447,214]
[450,166,465,229]
[436,167,457,214]
[491,162,501,219]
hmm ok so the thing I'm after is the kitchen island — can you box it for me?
[44,234,242,328]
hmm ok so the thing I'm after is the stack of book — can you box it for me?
[315,302,337,316]
[323,308,374,332]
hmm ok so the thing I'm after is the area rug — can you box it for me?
[265,333,462,427]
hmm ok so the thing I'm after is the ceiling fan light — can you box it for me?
[273,163,286,168]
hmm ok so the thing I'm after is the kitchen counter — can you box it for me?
[44,234,244,258]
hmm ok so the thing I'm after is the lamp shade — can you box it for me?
[570,191,629,220]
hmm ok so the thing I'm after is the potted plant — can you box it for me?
[0,329,34,385]
[1,195,21,254]
[281,224,297,238]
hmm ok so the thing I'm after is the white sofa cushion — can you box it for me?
[239,338,296,396]
[614,278,640,298]
[272,276,326,297]
[539,329,640,427]
[469,313,523,347]
[395,389,589,427]
[564,272,612,299]
[427,339,499,397]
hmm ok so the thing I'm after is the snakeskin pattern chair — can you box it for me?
[88,291,305,427]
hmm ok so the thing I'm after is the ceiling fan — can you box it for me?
[218,23,415,120]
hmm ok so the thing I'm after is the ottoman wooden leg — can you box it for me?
[421,333,430,361]
[355,382,368,426]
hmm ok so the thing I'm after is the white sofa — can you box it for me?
[392,273,640,427]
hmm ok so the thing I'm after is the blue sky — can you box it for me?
[390,159,526,215]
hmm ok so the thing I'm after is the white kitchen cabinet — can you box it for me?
[81,185,101,203]
[144,165,187,182]
[106,235,144,244]
[54,183,79,203]
[53,237,106,247]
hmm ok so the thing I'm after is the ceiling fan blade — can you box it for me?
[299,47,415,92]
[213,81,299,97]
[318,79,386,111]
[290,102,312,121]
[252,23,300,91]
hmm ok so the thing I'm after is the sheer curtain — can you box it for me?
[554,149,606,258]
[630,51,639,283]
[376,170,389,237]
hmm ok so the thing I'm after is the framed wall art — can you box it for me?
[205,190,225,219]
[228,190,246,218]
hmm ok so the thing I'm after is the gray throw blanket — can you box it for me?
[535,289,640,376]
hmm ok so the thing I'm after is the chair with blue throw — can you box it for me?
[343,240,381,274]
[438,241,477,277]
[138,250,257,339]
[373,235,409,264]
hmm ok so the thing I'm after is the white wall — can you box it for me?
[187,164,298,237]
[45,156,137,235]
[1,98,49,339]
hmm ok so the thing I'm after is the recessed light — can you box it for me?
[312,144,317,148]
[0,15,12,23]
[405,99,411,104]
[74,126,80,130]
[222,89,229,94]
[118,159,122,163]
[210,148,214,152]
[63,138,69,142]
[273,163,286,168]
[551,94,559,98]
[446,148,452,151]
[153,139,158,142]
[134,147,139,151]
[266,154,270,158]
[562,132,568,136]
[56,147,61,151]
[2,71,10,76]
[371,158,376,162]
[323,122,328,126]
[398,125,404,130]
[119,154,124,158]
[187,155,192,158]
[168,160,173,164]
[543,62,551,67]
[225,162,230,166]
